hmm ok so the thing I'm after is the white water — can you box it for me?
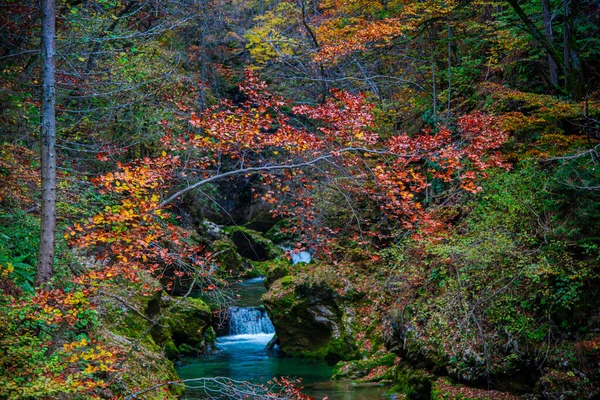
[177,278,387,399]
[218,333,275,347]
[227,306,275,336]
[291,251,312,265]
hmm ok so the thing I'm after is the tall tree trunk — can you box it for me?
[563,0,571,86]
[37,0,57,287]
[542,0,558,86]
[563,0,583,100]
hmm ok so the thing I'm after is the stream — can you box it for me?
[175,278,388,399]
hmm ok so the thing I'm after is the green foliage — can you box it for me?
[383,159,600,394]
[0,210,39,292]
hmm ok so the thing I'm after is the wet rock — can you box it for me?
[265,334,280,350]
[163,296,214,356]
[263,276,357,361]
[227,226,281,261]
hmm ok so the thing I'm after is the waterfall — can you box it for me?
[291,251,312,265]
[228,306,275,336]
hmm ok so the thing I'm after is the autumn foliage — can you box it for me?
[163,71,507,242]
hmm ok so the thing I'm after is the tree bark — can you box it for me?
[505,0,583,99]
[542,0,558,86]
[505,0,564,78]
[37,0,57,287]
[563,0,583,100]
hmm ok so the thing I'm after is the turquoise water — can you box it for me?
[177,333,334,386]
[175,278,388,399]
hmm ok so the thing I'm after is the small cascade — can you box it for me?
[228,306,275,336]
[291,251,312,265]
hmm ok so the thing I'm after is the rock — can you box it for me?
[164,296,214,356]
[227,226,282,261]
[263,275,357,361]
[181,176,273,226]
[244,209,279,232]
[208,226,283,277]
[383,307,539,396]
[200,219,222,239]
[210,238,246,276]
[99,279,185,398]
[264,219,299,244]
[265,334,280,350]
[536,369,599,400]
[332,353,397,380]
[262,258,290,289]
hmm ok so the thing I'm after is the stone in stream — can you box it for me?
[265,334,280,350]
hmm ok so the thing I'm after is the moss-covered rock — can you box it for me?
[264,219,299,244]
[389,365,435,400]
[263,258,291,288]
[208,227,285,277]
[98,279,184,398]
[165,296,213,356]
[244,209,279,232]
[210,238,246,275]
[535,369,600,400]
[225,225,283,261]
[333,353,397,381]
[263,275,358,361]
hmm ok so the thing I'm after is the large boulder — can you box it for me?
[226,226,282,261]
[163,296,214,356]
[99,280,185,398]
[263,275,357,361]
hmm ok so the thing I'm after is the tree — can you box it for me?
[36,0,57,287]
[505,0,584,99]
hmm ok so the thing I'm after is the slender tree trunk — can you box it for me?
[563,0,583,99]
[505,0,565,80]
[563,0,571,86]
[430,27,437,125]
[432,61,437,124]
[542,0,558,86]
[37,0,57,287]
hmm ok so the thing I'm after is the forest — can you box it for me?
[1,0,599,399]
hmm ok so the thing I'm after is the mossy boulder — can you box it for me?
[389,365,435,400]
[210,238,246,275]
[333,353,397,381]
[209,227,284,277]
[244,209,279,232]
[226,226,282,261]
[264,219,299,244]
[98,279,184,398]
[535,369,599,400]
[262,258,291,288]
[165,296,213,356]
[263,275,357,361]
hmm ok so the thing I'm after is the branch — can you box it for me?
[505,0,566,78]
[160,153,337,207]
[160,146,418,208]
